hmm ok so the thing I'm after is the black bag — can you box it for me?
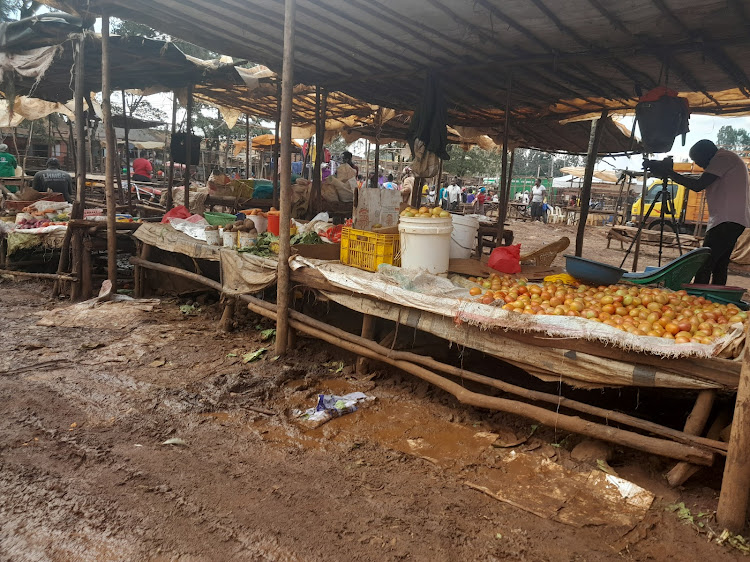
[636,93,689,153]
[170,133,202,165]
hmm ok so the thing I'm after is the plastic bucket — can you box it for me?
[247,214,268,233]
[449,214,479,259]
[398,216,453,275]
[267,213,280,236]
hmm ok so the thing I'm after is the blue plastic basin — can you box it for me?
[564,255,625,286]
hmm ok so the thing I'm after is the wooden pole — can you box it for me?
[121,90,132,214]
[245,298,713,466]
[575,109,608,257]
[371,108,382,188]
[167,92,177,210]
[497,74,512,245]
[245,115,250,180]
[73,32,86,220]
[101,15,118,288]
[273,80,281,209]
[365,140,370,181]
[632,170,648,272]
[275,0,296,356]
[667,389,716,487]
[312,86,324,214]
[718,324,750,533]
[356,314,376,375]
[184,84,193,211]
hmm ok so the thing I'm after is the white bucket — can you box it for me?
[205,229,221,246]
[449,214,479,259]
[398,216,453,275]
[247,215,268,233]
[222,231,237,249]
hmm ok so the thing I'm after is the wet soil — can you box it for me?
[0,277,746,561]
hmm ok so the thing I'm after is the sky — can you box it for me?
[602,114,750,174]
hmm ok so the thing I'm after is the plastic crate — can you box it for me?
[340,226,400,272]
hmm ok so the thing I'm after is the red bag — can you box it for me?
[488,244,521,274]
[161,205,191,223]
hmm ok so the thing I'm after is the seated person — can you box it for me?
[132,157,153,182]
[32,158,73,203]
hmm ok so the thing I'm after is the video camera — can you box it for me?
[643,156,673,178]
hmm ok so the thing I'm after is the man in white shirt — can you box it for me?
[530,179,546,222]
[662,139,750,285]
[447,180,461,211]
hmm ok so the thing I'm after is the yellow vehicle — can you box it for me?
[630,162,709,235]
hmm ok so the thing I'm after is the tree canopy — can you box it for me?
[443,145,583,179]
[717,125,750,155]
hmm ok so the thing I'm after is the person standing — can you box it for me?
[660,139,750,285]
[32,158,74,203]
[447,179,461,211]
[438,182,448,209]
[530,178,546,222]
[0,143,18,177]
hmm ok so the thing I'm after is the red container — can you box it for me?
[267,213,280,236]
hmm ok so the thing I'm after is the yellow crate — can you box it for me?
[340,227,400,272]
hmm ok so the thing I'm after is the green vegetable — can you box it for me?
[290,231,323,245]
[238,232,278,257]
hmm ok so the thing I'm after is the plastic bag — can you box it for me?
[488,244,521,274]
[168,215,210,241]
[161,205,191,224]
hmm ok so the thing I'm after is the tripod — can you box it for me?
[619,177,683,269]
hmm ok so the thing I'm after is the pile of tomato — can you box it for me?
[467,273,747,344]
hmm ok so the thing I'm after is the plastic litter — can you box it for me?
[296,392,373,428]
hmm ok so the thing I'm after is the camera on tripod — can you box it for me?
[643,156,674,178]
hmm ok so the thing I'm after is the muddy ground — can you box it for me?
[1,221,749,561]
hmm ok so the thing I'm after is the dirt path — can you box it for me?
[0,281,745,561]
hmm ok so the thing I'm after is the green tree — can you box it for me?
[717,126,750,155]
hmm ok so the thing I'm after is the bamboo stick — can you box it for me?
[497,73,512,245]
[122,90,133,213]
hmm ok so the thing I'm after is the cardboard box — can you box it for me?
[353,188,402,231]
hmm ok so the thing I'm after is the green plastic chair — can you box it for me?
[621,248,711,290]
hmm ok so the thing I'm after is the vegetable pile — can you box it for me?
[468,273,747,344]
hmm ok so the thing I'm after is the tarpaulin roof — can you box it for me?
[39,0,750,126]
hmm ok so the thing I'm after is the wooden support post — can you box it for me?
[371,108,382,189]
[134,243,151,298]
[411,177,423,209]
[273,80,281,209]
[575,109,608,257]
[101,15,118,288]
[184,84,193,212]
[73,32,86,220]
[356,314,376,375]
[245,115,251,180]
[497,74,512,245]
[312,86,326,214]
[275,0,296,356]
[122,90,133,214]
[167,92,177,210]
[666,389,716,487]
[219,297,234,332]
[70,229,82,301]
[81,236,93,299]
[718,325,750,533]
[632,170,648,272]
